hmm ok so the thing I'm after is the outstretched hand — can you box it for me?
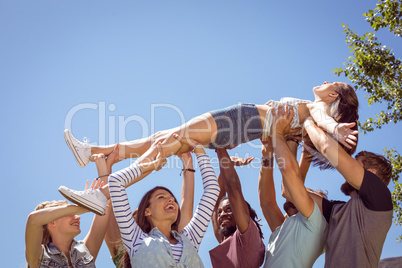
[173,133,202,155]
[90,144,122,167]
[272,105,301,136]
[334,122,359,149]
[85,178,104,191]
[150,143,168,171]
[230,156,255,166]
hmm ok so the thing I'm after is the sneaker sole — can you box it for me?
[64,130,87,168]
[58,186,105,216]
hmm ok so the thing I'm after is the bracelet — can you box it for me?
[180,168,195,176]
[286,136,300,145]
[261,157,274,168]
[191,142,201,153]
[95,174,110,180]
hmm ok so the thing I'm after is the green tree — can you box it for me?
[333,0,402,241]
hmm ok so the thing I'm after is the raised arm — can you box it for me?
[211,171,226,242]
[258,138,285,232]
[178,152,195,232]
[25,203,89,267]
[212,155,254,242]
[306,101,357,149]
[101,145,152,260]
[299,143,312,183]
[182,143,220,250]
[81,154,113,261]
[108,143,167,259]
[303,117,364,190]
[216,148,250,234]
[273,106,315,218]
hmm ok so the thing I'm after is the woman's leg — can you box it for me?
[96,112,218,158]
[65,112,218,167]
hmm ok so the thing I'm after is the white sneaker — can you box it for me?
[64,129,91,168]
[58,186,107,216]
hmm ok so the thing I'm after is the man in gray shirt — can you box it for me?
[303,115,393,268]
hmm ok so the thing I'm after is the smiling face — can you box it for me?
[50,215,81,239]
[145,189,179,228]
[217,198,237,239]
[312,81,340,103]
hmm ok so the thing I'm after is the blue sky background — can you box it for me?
[1,1,401,267]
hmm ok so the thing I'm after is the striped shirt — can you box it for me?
[262,97,311,140]
[109,154,220,263]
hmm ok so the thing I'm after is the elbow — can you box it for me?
[314,136,330,155]
[26,212,41,227]
[281,187,291,201]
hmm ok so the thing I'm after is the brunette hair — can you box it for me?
[304,82,360,170]
[120,187,181,267]
[34,200,69,245]
[356,151,392,185]
[284,188,328,213]
[137,186,181,233]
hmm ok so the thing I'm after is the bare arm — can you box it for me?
[258,138,285,232]
[273,106,315,218]
[25,204,89,268]
[212,170,226,243]
[303,117,364,190]
[211,155,255,241]
[78,151,121,261]
[216,148,250,234]
[178,152,195,232]
[280,140,299,200]
[307,101,358,149]
[299,144,312,183]
[102,144,157,258]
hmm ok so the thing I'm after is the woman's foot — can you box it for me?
[64,129,91,167]
[58,185,107,216]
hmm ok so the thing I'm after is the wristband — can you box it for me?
[286,136,300,145]
[191,142,201,153]
[261,157,274,168]
[95,174,110,180]
[180,168,195,176]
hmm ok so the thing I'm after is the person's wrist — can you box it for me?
[191,142,201,153]
[261,156,274,168]
[304,117,314,127]
[180,168,195,176]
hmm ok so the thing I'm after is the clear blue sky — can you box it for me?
[1,1,401,267]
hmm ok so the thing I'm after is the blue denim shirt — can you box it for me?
[37,240,94,268]
[131,227,204,268]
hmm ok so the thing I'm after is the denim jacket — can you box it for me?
[131,227,204,268]
[37,240,94,268]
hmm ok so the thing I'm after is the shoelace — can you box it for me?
[83,137,89,144]
[82,189,95,195]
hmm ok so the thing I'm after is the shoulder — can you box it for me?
[301,202,328,230]
[322,198,345,223]
[358,169,393,211]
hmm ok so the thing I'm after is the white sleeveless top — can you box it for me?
[262,97,311,140]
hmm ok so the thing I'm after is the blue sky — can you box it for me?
[1,1,401,267]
